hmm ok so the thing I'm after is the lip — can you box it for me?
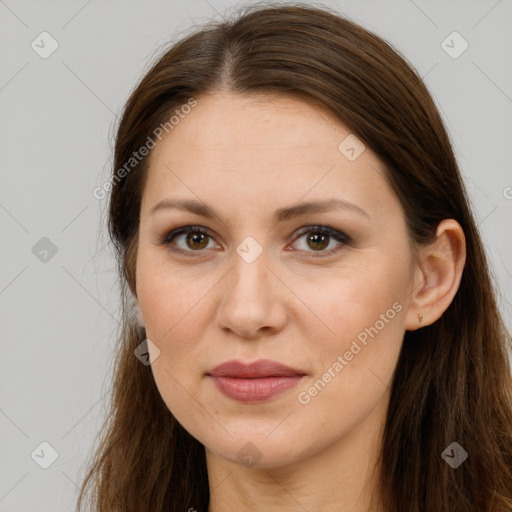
[208,359,305,378]
[207,359,306,403]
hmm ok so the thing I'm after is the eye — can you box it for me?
[158,225,218,256]
[157,224,351,257]
[290,225,351,257]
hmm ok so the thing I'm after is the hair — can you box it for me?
[77,2,512,511]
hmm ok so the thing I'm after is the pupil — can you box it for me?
[187,233,208,250]
[308,233,328,250]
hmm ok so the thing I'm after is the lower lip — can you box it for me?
[208,375,304,403]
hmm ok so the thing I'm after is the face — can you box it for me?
[136,91,415,468]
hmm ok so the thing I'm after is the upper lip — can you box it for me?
[207,359,306,378]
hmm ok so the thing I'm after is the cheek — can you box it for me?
[136,248,209,344]
[292,283,405,444]
[289,255,408,405]
[136,265,213,432]
[136,254,223,399]
[290,254,408,345]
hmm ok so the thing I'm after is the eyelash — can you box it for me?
[157,224,352,258]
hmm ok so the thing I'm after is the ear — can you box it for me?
[127,286,145,328]
[404,219,466,331]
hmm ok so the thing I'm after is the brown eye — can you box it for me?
[161,226,217,255]
[305,232,330,251]
[159,224,351,258]
[292,225,351,256]
[185,232,210,250]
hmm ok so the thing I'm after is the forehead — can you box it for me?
[141,91,396,223]
[151,91,348,157]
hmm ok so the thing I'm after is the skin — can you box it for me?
[135,91,466,511]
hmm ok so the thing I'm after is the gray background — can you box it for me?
[1,0,511,510]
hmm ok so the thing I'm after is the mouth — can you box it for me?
[206,359,307,403]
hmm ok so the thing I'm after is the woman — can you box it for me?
[77,3,512,511]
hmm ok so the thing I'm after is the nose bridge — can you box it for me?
[228,237,271,302]
[215,237,286,337]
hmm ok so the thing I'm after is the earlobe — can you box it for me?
[127,287,145,328]
[405,219,466,331]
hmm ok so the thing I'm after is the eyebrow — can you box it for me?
[149,198,370,222]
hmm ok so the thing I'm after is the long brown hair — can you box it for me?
[77,3,512,511]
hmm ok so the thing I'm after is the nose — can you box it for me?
[214,249,288,339]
